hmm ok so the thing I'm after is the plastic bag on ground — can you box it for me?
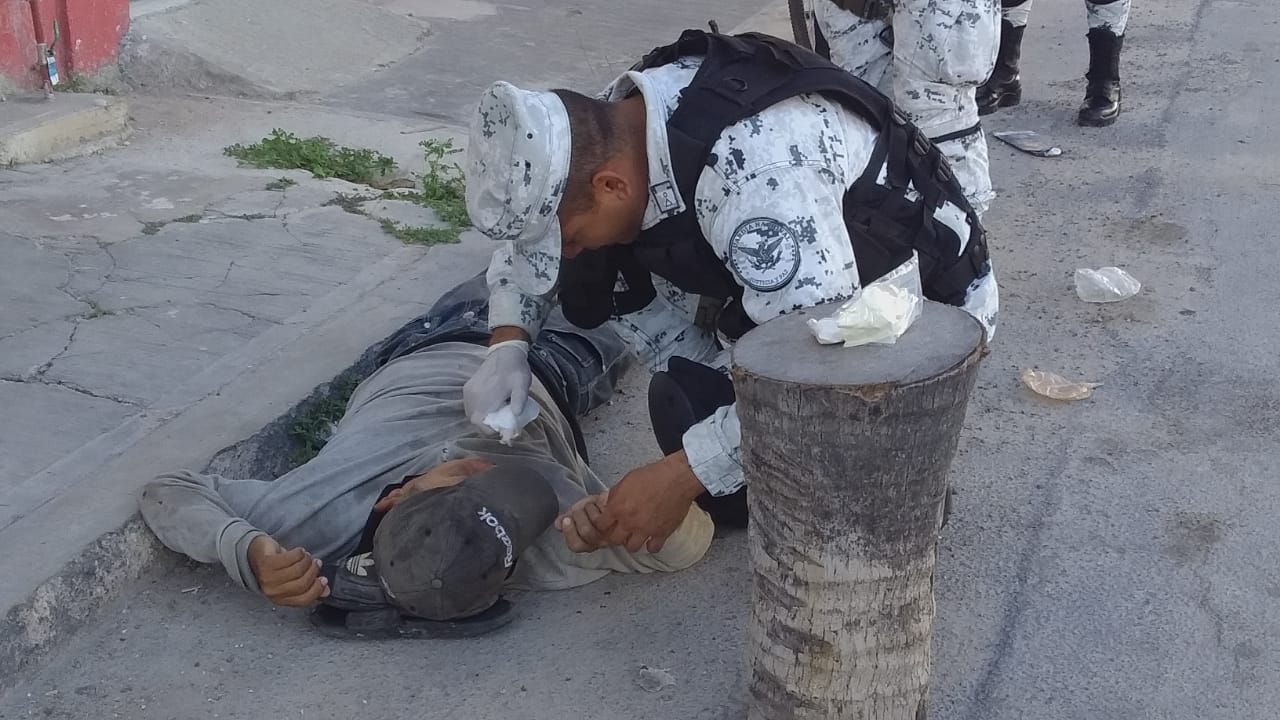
[993,130,1063,158]
[637,666,676,693]
[1075,267,1141,303]
[808,255,924,348]
[1021,369,1101,401]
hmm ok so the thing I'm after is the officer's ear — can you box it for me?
[591,167,636,205]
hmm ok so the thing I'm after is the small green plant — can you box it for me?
[378,218,461,246]
[60,76,89,93]
[290,375,362,466]
[230,132,473,245]
[224,130,397,185]
[378,138,472,244]
[57,75,117,95]
[411,138,471,227]
[323,192,375,215]
[140,214,202,236]
[82,301,115,319]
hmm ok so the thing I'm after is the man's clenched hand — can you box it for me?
[599,451,705,554]
[247,535,331,608]
[558,491,613,553]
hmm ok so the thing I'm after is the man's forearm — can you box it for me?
[139,471,267,594]
[490,326,532,345]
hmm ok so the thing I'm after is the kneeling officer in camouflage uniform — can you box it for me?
[463,29,1000,555]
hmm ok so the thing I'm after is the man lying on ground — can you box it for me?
[138,274,714,638]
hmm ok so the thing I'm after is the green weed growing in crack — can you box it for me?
[411,138,471,228]
[232,132,473,245]
[323,192,376,215]
[82,301,115,319]
[289,375,363,466]
[377,138,472,245]
[141,214,201,236]
[224,129,398,185]
[220,213,271,222]
[265,177,297,191]
[58,75,118,95]
[378,218,462,246]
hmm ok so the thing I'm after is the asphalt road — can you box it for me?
[5,0,1280,718]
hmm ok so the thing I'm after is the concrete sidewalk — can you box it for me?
[121,0,432,99]
[0,93,492,684]
[12,0,1280,718]
[0,0,785,694]
[0,93,130,165]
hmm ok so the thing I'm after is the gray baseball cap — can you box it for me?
[465,81,572,295]
[372,463,559,621]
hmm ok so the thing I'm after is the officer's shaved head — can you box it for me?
[551,89,627,214]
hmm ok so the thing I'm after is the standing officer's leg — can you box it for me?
[1079,0,1130,126]
[977,0,1031,115]
[893,0,1001,215]
[813,0,894,93]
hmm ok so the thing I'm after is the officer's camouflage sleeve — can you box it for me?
[682,404,744,497]
[677,97,872,496]
[485,242,554,337]
[702,162,862,325]
[681,164,859,496]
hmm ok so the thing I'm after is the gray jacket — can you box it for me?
[139,342,713,596]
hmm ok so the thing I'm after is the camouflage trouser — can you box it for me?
[815,0,1000,216]
[1001,0,1132,35]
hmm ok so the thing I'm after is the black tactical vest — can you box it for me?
[557,29,990,339]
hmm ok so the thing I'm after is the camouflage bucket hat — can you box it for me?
[465,81,572,295]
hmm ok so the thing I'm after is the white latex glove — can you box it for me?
[463,340,533,426]
[481,402,541,445]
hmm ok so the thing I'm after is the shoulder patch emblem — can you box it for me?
[728,218,802,292]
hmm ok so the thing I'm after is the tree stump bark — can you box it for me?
[732,301,987,720]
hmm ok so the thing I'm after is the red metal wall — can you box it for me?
[0,1,39,88]
[0,0,128,90]
[63,0,130,77]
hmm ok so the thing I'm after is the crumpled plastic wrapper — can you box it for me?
[1075,267,1141,303]
[808,255,924,347]
[992,129,1063,158]
[637,666,676,693]
[483,402,540,445]
[1021,369,1102,401]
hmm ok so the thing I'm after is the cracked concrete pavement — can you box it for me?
[0,0,766,701]
[1,94,465,427]
[0,93,493,681]
[0,0,776,693]
[6,0,1280,717]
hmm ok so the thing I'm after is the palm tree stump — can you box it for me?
[732,300,987,720]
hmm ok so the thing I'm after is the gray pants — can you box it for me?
[1001,0,1132,34]
[376,273,632,429]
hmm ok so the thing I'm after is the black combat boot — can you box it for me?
[977,20,1026,115]
[1078,28,1123,126]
